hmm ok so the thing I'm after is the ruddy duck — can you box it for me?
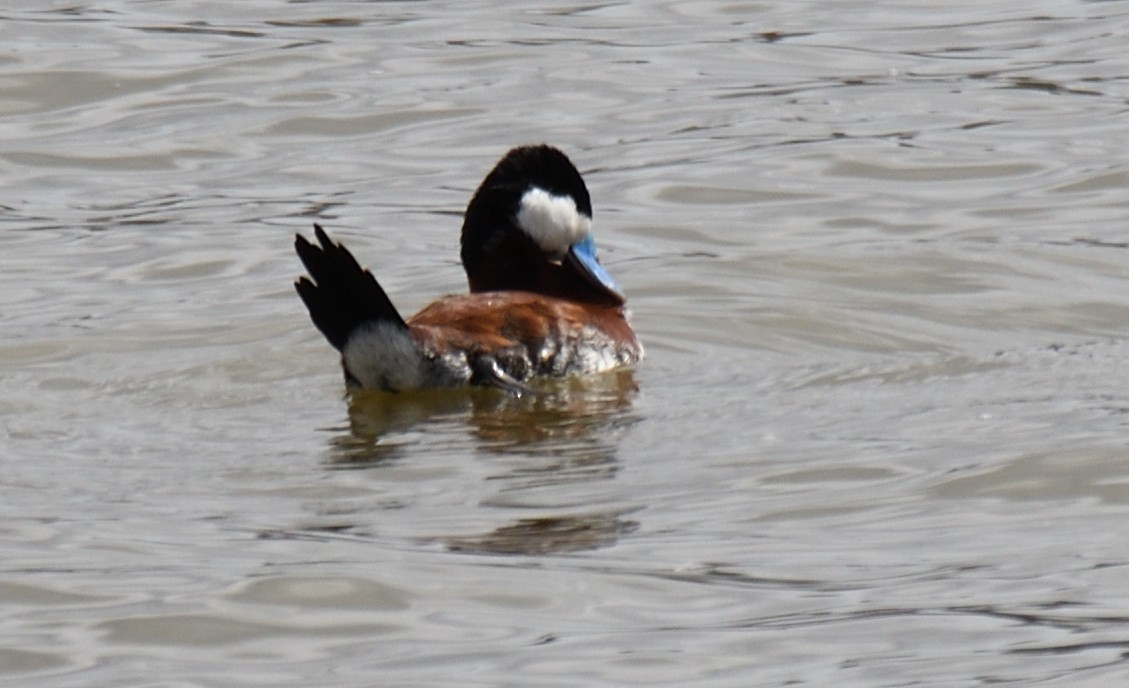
[294,144,642,394]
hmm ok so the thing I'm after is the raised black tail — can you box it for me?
[294,224,407,352]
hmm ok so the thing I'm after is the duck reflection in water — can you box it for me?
[328,368,642,555]
[334,366,640,464]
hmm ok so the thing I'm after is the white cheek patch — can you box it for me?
[515,187,592,255]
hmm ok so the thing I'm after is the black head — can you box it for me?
[459,145,624,306]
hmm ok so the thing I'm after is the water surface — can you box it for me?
[4,1,1129,685]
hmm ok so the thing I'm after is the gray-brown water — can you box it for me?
[4,2,1129,685]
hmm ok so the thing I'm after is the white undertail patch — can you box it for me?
[342,321,426,391]
[515,187,592,255]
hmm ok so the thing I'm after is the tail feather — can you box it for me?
[294,224,407,352]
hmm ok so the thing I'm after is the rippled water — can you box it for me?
[5,1,1129,685]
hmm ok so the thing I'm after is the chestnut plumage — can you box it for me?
[294,145,642,394]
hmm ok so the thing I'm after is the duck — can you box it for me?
[294,144,642,395]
